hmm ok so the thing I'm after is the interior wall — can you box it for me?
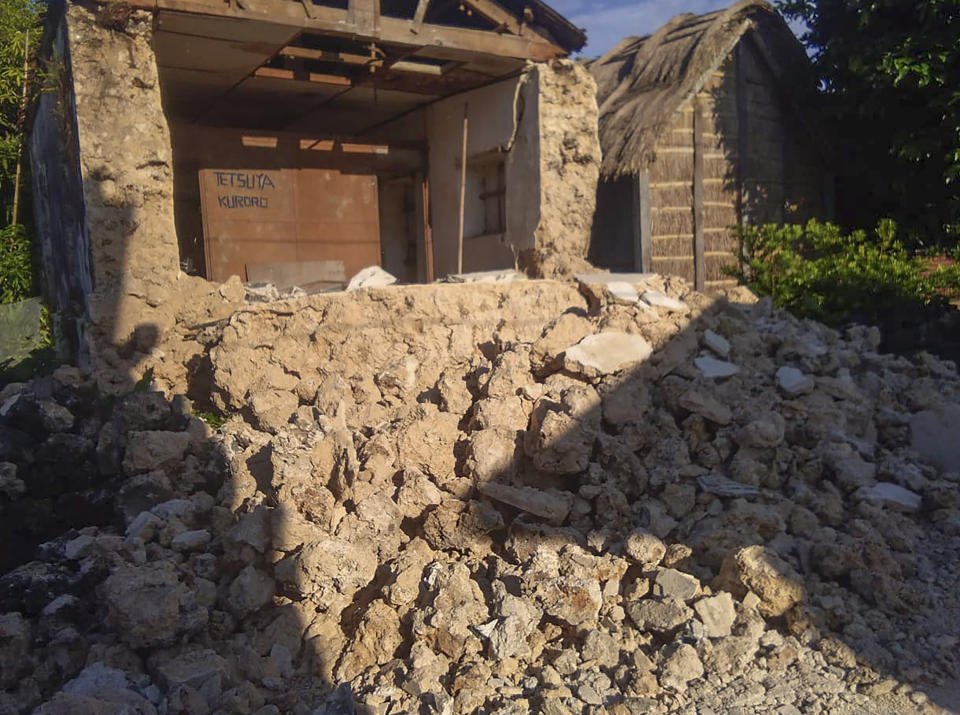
[168,120,426,281]
[378,178,417,282]
[425,73,540,276]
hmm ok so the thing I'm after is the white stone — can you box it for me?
[776,366,815,396]
[703,330,731,358]
[910,404,960,473]
[448,269,525,283]
[693,592,736,638]
[64,534,96,560]
[564,332,653,376]
[171,529,212,552]
[604,281,640,304]
[641,290,687,313]
[855,482,922,512]
[694,356,739,379]
[575,272,654,286]
[346,265,398,291]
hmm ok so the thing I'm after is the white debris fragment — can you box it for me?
[641,290,687,313]
[604,281,640,304]
[476,481,572,524]
[854,482,922,512]
[697,474,761,498]
[703,329,731,358]
[346,266,398,291]
[776,366,815,397]
[564,332,653,376]
[694,356,739,379]
[448,270,526,283]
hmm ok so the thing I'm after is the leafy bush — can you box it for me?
[0,222,31,303]
[729,219,960,325]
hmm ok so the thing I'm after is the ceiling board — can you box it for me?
[154,31,276,78]
[156,11,299,45]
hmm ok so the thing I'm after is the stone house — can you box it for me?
[30,0,600,367]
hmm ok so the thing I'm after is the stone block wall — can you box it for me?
[524,60,602,278]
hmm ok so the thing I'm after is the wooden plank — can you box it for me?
[636,168,652,273]
[253,66,352,86]
[693,94,706,292]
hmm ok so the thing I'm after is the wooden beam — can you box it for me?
[459,0,522,36]
[411,0,430,34]
[348,0,379,35]
[108,0,563,61]
[693,94,706,292]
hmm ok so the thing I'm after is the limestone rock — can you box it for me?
[101,565,208,648]
[694,356,739,379]
[776,366,815,396]
[624,529,666,568]
[477,481,573,524]
[715,545,805,618]
[122,431,190,474]
[659,643,704,690]
[693,592,736,638]
[563,332,653,378]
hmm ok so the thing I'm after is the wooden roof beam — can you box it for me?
[457,0,524,37]
[111,0,564,61]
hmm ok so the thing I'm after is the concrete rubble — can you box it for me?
[1,274,959,714]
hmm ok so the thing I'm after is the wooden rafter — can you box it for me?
[106,0,565,61]
[411,0,430,34]
[458,0,522,36]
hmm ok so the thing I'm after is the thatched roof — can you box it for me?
[589,1,810,179]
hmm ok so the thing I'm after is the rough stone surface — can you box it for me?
[3,276,960,715]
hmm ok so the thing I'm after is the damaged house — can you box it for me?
[588,0,831,289]
[29,0,600,365]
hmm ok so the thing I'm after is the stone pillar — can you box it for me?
[65,1,180,367]
[523,60,602,278]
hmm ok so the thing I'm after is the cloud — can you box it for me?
[550,0,732,57]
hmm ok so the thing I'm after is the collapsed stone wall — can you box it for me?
[3,276,953,713]
[524,60,602,278]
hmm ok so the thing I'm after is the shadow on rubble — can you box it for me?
[1,279,959,713]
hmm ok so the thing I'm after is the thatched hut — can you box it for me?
[588,0,831,289]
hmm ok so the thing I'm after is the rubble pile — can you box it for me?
[1,275,959,714]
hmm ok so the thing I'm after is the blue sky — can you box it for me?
[550,0,751,57]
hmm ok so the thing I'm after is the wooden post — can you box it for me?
[414,171,434,282]
[693,94,705,291]
[457,103,468,274]
[735,41,749,227]
[633,169,652,273]
[11,29,29,227]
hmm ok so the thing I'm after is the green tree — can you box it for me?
[777,0,960,247]
[0,0,39,303]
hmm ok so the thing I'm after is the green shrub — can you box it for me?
[0,222,31,303]
[729,219,960,325]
